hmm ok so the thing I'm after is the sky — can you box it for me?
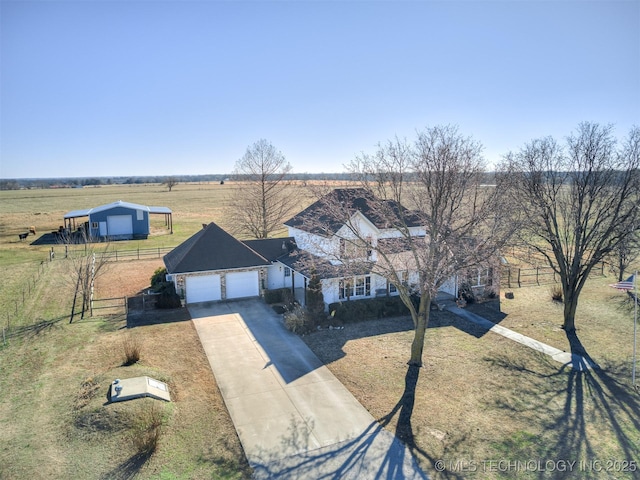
[1,0,638,179]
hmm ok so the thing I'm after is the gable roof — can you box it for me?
[278,250,374,280]
[64,200,171,219]
[242,237,297,262]
[163,222,270,274]
[284,188,423,236]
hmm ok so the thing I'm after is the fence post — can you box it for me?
[507,267,511,288]
[517,268,521,287]
[536,266,539,285]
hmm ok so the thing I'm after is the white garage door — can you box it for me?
[226,271,260,299]
[107,215,133,236]
[186,274,221,304]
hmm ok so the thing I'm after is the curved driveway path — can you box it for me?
[189,299,427,479]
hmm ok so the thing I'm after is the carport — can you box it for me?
[63,200,172,240]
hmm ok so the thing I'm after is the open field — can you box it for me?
[0,182,319,331]
[2,183,639,479]
[0,182,317,258]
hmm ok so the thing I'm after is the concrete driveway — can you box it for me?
[189,299,427,479]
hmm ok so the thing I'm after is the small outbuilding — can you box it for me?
[63,200,172,241]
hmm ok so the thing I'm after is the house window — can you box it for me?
[339,275,371,299]
[284,267,291,277]
[388,271,408,294]
[467,268,493,287]
[91,222,99,229]
[339,237,371,260]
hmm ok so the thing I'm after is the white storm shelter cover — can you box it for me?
[225,271,260,299]
[186,274,222,303]
[106,215,133,236]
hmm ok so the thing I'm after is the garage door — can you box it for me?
[107,215,133,236]
[186,274,221,303]
[226,271,260,299]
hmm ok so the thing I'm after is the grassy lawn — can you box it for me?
[302,279,640,479]
[2,184,639,479]
[0,259,252,479]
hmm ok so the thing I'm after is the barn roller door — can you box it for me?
[186,274,221,304]
[107,215,133,236]
[226,271,260,299]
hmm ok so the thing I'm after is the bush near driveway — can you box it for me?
[328,296,412,323]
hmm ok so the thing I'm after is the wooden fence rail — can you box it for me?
[501,263,605,289]
[58,246,175,262]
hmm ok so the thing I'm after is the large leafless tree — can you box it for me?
[299,126,512,366]
[499,123,640,332]
[228,139,295,239]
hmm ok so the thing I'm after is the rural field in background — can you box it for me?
[1,182,639,479]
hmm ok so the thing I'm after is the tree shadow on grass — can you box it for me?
[377,365,467,480]
[304,309,500,367]
[100,452,152,480]
[485,331,640,480]
[5,315,66,339]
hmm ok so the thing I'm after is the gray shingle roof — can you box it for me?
[278,250,374,280]
[163,222,270,274]
[242,238,297,261]
[284,188,423,236]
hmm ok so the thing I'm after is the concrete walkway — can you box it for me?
[446,305,598,371]
[189,299,427,479]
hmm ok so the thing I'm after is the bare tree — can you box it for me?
[61,241,111,321]
[228,139,295,239]
[297,126,511,366]
[608,224,640,282]
[499,123,640,332]
[163,177,179,192]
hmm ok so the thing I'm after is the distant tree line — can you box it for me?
[0,173,368,190]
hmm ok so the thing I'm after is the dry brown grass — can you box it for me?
[302,279,640,479]
[122,333,142,365]
[0,259,252,480]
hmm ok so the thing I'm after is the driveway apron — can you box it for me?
[189,299,427,479]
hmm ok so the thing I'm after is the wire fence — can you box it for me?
[2,245,176,344]
[2,260,51,339]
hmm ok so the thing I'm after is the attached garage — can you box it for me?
[186,274,221,304]
[163,222,271,305]
[225,271,260,299]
